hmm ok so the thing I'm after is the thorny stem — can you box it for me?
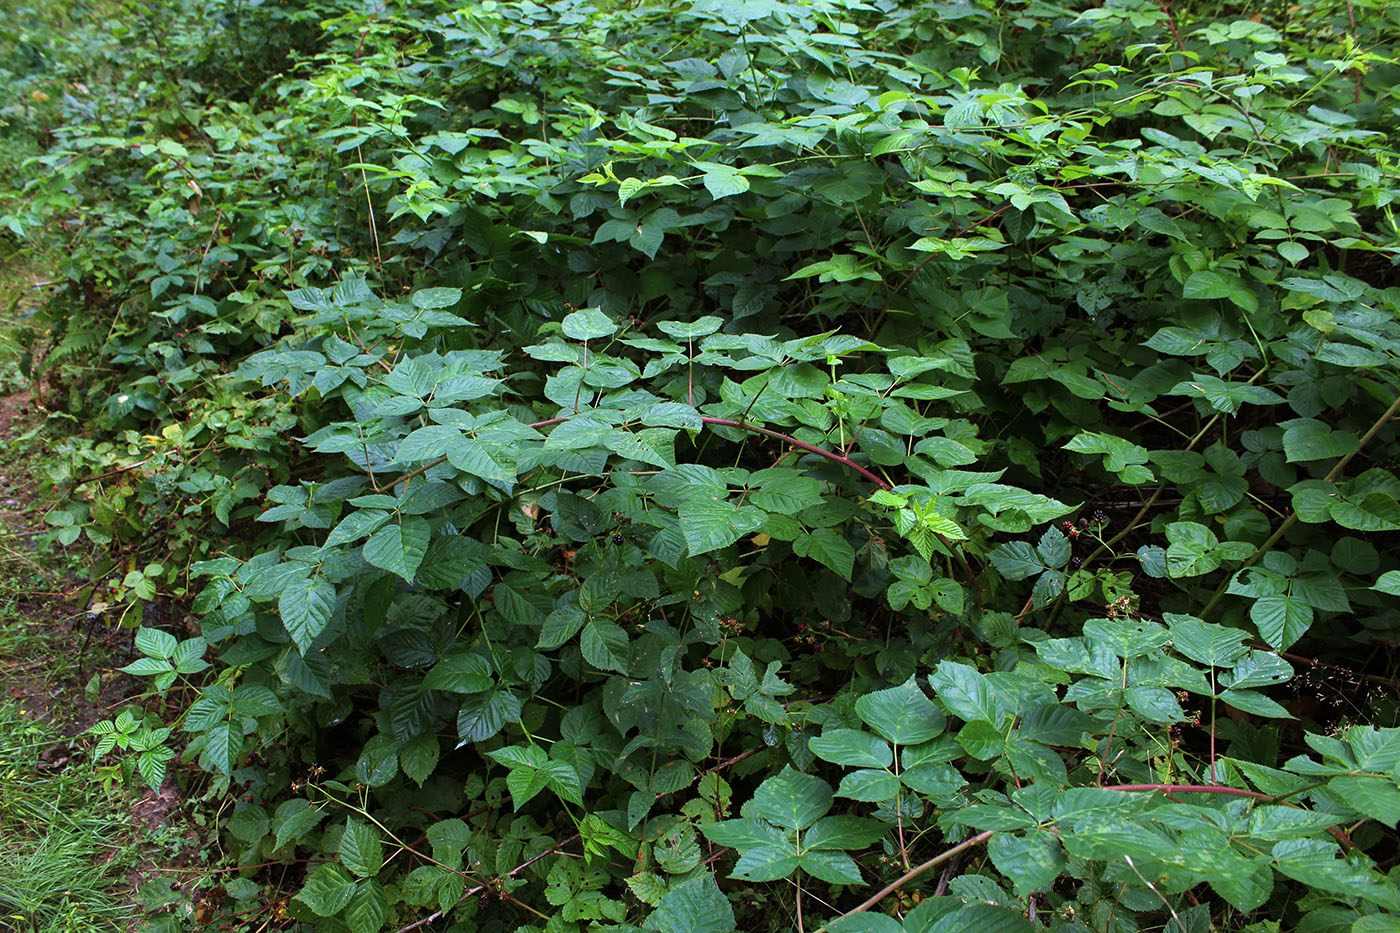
[1102,784,1355,848]
[1159,0,1186,51]
[813,830,996,932]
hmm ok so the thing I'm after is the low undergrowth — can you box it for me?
[7,0,1400,930]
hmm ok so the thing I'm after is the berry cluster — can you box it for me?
[1060,510,1109,545]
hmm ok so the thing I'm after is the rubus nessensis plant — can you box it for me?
[11,0,1400,928]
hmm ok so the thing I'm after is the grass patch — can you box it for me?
[0,699,140,933]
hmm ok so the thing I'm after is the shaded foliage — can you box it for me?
[9,0,1400,929]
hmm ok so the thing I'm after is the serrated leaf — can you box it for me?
[1283,419,1359,463]
[339,819,383,878]
[273,799,326,850]
[422,651,493,693]
[988,830,1065,896]
[396,424,460,462]
[346,880,388,933]
[296,863,357,917]
[836,768,900,801]
[808,729,893,768]
[647,875,737,933]
[793,528,855,579]
[989,541,1043,580]
[799,849,864,884]
[134,626,178,659]
[1251,594,1312,650]
[581,620,629,672]
[678,496,765,556]
[1036,526,1072,569]
[1167,614,1250,667]
[457,690,521,743]
[802,815,887,850]
[363,519,431,582]
[279,577,336,654]
[561,308,617,340]
[399,734,440,785]
[750,766,832,830]
[411,287,462,310]
[854,676,946,745]
[927,662,997,725]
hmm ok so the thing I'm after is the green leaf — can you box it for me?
[363,518,431,582]
[399,734,440,785]
[925,903,1036,933]
[808,729,893,768]
[829,914,904,933]
[457,690,520,742]
[1251,594,1312,650]
[396,424,460,462]
[120,657,173,676]
[1165,521,1222,578]
[1209,858,1273,912]
[296,863,357,917]
[273,799,326,850]
[696,162,751,200]
[1283,419,1360,462]
[927,662,998,725]
[1327,776,1400,825]
[444,435,514,486]
[647,875,737,933]
[989,541,1044,580]
[798,850,864,884]
[1064,432,1153,484]
[1224,649,1292,690]
[678,497,764,556]
[700,818,787,851]
[836,768,901,801]
[134,626,178,659]
[1036,526,1072,569]
[656,316,723,339]
[749,766,832,830]
[855,676,946,744]
[410,287,462,310]
[339,819,383,878]
[1183,269,1236,300]
[802,815,887,851]
[581,620,630,672]
[793,528,855,579]
[422,651,493,693]
[1166,614,1250,667]
[279,577,336,654]
[1220,688,1292,718]
[561,308,617,340]
[538,605,586,649]
[1376,571,1400,596]
[988,830,1065,896]
[346,880,388,933]
[730,844,800,882]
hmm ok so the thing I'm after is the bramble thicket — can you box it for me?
[6,0,1400,929]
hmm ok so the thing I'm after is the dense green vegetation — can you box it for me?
[6,0,1400,928]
